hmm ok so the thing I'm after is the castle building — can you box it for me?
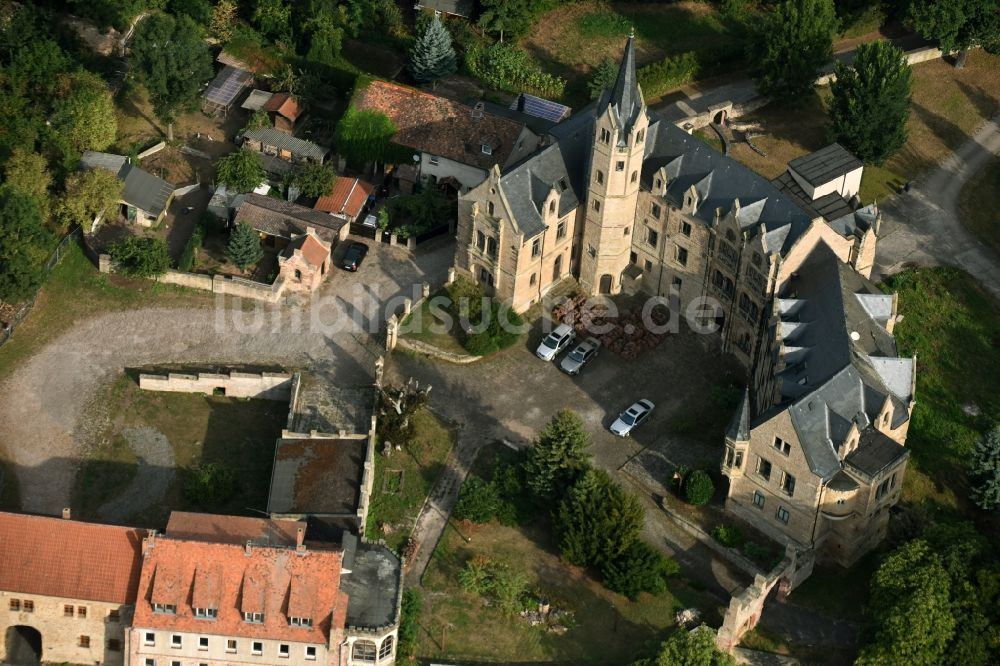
[452,36,910,565]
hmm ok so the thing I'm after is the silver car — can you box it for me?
[536,323,576,361]
[559,337,601,375]
[610,399,655,436]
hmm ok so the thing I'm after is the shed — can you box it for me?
[241,89,275,112]
[314,176,374,223]
[202,65,253,116]
[242,127,328,164]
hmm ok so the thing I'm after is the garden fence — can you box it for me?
[0,227,81,350]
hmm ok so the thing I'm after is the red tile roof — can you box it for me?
[0,511,146,604]
[165,512,305,548]
[314,176,373,218]
[353,80,526,170]
[281,233,330,269]
[133,536,346,644]
[263,92,302,122]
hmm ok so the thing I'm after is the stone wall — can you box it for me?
[157,269,214,291]
[138,370,294,400]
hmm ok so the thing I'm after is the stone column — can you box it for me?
[422,282,430,298]
[385,314,399,351]
[403,297,412,316]
[447,267,456,285]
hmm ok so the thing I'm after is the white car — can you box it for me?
[559,337,601,375]
[610,399,655,436]
[536,324,576,361]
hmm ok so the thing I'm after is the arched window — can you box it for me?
[630,170,637,183]
[378,636,394,660]
[487,201,495,216]
[352,640,377,662]
[549,200,556,214]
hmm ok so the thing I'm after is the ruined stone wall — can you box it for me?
[138,371,294,400]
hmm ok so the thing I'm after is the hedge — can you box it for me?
[637,51,699,99]
[464,43,565,100]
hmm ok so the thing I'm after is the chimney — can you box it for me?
[62,507,71,520]
[471,101,484,120]
[296,527,306,554]
[306,226,316,236]
[245,540,253,556]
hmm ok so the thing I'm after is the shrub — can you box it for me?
[453,454,532,526]
[396,589,420,660]
[465,43,565,99]
[109,236,170,278]
[488,301,524,350]
[601,540,679,600]
[684,469,715,505]
[177,224,204,272]
[184,462,237,506]
[637,52,699,99]
[712,524,744,548]
[741,540,769,563]
[453,477,502,523]
[458,556,530,616]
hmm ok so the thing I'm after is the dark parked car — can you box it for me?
[341,242,369,271]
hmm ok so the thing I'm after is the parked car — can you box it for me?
[610,399,655,436]
[559,337,601,375]
[341,242,369,271]
[536,324,576,361]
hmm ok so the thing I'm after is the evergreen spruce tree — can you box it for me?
[555,468,645,568]
[746,0,837,103]
[227,222,264,271]
[829,40,912,165]
[970,425,1000,510]
[525,410,591,502]
[408,15,457,84]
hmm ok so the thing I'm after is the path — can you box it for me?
[874,114,1000,301]
[0,242,450,513]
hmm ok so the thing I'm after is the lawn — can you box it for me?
[415,444,723,665]
[399,294,469,356]
[0,244,212,382]
[694,127,724,153]
[72,373,286,527]
[365,407,455,551]
[522,1,734,106]
[882,267,1000,518]
[958,156,1000,257]
[728,51,1000,202]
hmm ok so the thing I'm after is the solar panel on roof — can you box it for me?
[203,66,252,107]
[510,93,571,123]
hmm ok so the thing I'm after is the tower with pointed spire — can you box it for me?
[579,33,649,295]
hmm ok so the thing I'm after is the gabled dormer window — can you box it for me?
[153,604,176,615]
[289,616,313,628]
[194,607,217,620]
[243,612,263,624]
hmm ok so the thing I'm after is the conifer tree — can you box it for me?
[227,222,263,271]
[829,40,912,165]
[525,410,591,502]
[970,425,1000,510]
[555,468,644,568]
[408,15,457,84]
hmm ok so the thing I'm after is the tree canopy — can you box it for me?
[2,149,52,223]
[908,0,1000,67]
[0,188,55,303]
[130,12,214,125]
[747,0,838,102]
[478,0,538,43]
[217,150,266,193]
[409,14,457,83]
[295,162,336,198]
[57,169,123,233]
[334,107,404,167]
[555,467,644,568]
[50,71,118,165]
[588,58,619,100]
[829,40,912,165]
[227,221,264,270]
[634,626,737,666]
[970,425,1000,510]
[525,409,592,501]
[109,235,171,278]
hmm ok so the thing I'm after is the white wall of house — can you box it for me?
[418,154,487,193]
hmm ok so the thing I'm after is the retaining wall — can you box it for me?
[139,370,294,400]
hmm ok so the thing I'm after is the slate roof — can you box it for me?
[764,243,913,479]
[498,143,582,239]
[353,80,529,170]
[133,536,346,644]
[787,144,863,187]
[243,127,328,161]
[771,170,854,222]
[845,428,909,478]
[165,512,305,548]
[340,544,401,629]
[0,512,146,604]
[314,176,374,218]
[641,120,813,254]
[267,437,368,516]
[234,193,347,241]
[726,388,751,441]
[414,0,473,17]
[120,162,174,216]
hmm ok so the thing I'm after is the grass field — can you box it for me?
[958,156,1000,257]
[365,407,455,551]
[883,267,1000,516]
[523,1,734,105]
[0,245,211,382]
[400,296,469,356]
[73,373,286,526]
[728,51,1000,202]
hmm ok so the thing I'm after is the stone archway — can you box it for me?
[5,625,42,665]
[713,109,727,125]
[598,273,613,294]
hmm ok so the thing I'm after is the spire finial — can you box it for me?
[629,27,635,39]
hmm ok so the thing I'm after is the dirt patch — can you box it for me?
[97,427,176,522]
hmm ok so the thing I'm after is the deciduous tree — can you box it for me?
[209,0,238,42]
[970,425,1000,510]
[829,40,912,165]
[227,221,263,270]
[646,625,737,666]
[478,0,535,43]
[216,150,266,193]
[294,162,336,198]
[0,188,54,303]
[109,235,170,278]
[130,13,214,138]
[409,14,457,83]
[2,149,52,222]
[57,168,123,233]
[253,0,292,42]
[525,409,591,501]
[334,108,401,167]
[747,0,838,103]
[908,0,1000,68]
[51,71,118,164]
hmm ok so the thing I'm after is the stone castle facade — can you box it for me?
[453,37,912,566]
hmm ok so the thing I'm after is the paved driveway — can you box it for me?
[0,240,451,514]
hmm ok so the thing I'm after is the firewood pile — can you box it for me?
[552,294,670,360]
